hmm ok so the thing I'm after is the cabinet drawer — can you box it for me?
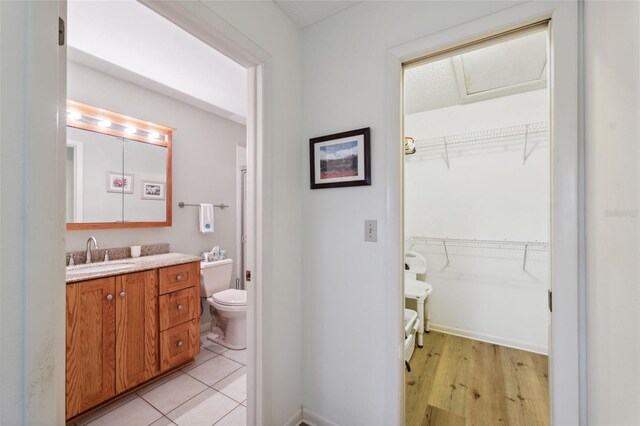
[159,262,199,295]
[159,319,199,371]
[159,286,198,331]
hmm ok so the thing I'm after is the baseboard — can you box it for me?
[430,323,548,355]
[302,408,341,426]
[284,407,303,426]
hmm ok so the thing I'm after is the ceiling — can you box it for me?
[67,0,247,124]
[405,30,548,114]
[275,1,360,28]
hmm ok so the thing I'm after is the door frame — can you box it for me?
[66,139,84,222]
[385,2,583,425]
[135,2,269,424]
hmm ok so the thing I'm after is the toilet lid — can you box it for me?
[213,289,247,306]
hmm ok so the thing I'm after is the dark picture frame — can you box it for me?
[309,127,371,189]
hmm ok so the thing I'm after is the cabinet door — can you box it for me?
[115,270,158,393]
[66,278,116,419]
[160,319,200,371]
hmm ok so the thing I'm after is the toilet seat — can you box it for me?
[405,279,432,299]
[212,289,247,306]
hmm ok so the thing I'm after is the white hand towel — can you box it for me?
[199,204,214,233]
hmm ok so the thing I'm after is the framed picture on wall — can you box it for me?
[106,172,134,193]
[141,181,165,200]
[309,127,371,189]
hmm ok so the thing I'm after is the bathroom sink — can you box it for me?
[66,263,135,276]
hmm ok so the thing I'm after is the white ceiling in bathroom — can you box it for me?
[275,1,360,28]
[67,0,247,124]
[405,31,548,115]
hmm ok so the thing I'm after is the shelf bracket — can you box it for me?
[442,137,450,169]
[442,240,450,265]
[522,243,529,270]
[522,124,530,165]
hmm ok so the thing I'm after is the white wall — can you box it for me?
[404,89,550,353]
[301,2,526,424]
[66,61,245,328]
[584,1,640,424]
[302,1,640,424]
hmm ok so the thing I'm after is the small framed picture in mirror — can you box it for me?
[106,172,134,194]
[142,181,165,200]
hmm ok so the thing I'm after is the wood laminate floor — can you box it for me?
[405,331,549,426]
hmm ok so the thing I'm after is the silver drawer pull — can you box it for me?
[177,304,184,311]
[176,340,183,348]
[106,294,113,301]
[176,274,184,281]
[119,291,126,298]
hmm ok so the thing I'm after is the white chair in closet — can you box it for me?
[404,250,433,347]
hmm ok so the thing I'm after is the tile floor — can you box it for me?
[70,337,247,426]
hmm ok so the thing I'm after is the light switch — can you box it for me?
[365,220,377,242]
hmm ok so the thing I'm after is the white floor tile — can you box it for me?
[74,393,139,425]
[181,348,218,372]
[149,416,177,426]
[166,389,238,426]
[214,405,246,426]
[212,367,247,403]
[136,370,184,396]
[201,338,228,354]
[141,374,208,414]
[86,397,162,426]
[221,349,246,365]
[184,356,242,386]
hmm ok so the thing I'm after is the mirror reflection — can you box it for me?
[124,139,168,222]
[66,100,173,229]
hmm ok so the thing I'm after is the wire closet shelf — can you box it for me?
[408,121,549,168]
[406,236,549,270]
[413,121,548,150]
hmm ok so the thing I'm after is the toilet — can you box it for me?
[404,250,433,348]
[200,258,247,350]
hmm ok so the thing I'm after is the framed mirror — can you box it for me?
[66,100,174,230]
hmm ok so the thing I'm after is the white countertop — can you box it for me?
[66,252,201,284]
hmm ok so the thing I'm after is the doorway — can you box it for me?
[63,1,265,424]
[402,24,551,425]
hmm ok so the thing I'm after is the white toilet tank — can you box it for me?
[200,259,233,297]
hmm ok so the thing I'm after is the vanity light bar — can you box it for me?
[67,111,168,141]
[66,100,174,143]
[67,111,82,120]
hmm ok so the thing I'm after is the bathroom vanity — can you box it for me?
[65,254,201,420]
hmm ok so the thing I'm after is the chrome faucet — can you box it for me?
[86,236,99,264]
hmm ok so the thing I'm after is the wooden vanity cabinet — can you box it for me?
[115,270,158,393]
[66,277,117,418]
[66,261,200,420]
[158,262,200,371]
